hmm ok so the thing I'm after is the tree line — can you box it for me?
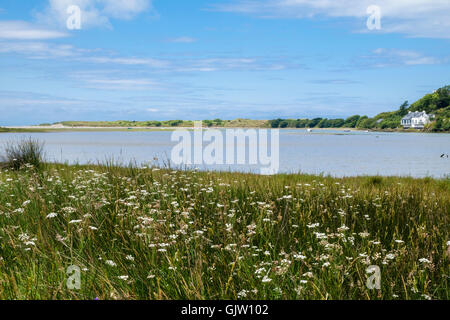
[268,85,450,131]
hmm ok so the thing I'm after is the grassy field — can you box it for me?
[0,163,448,300]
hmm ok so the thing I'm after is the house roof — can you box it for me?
[402,111,427,120]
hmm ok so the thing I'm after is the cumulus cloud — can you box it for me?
[36,0,152,29]
[213,0,450,38]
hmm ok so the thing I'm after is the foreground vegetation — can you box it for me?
[0,161,448,300]
[0,138,44,170]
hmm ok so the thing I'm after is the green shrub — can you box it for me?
[2,138,45,170]
[366,176,383,186]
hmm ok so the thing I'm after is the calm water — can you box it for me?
[1,130,449,178]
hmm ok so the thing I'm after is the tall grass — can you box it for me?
[1,138,45,170]
[0,163,448,300]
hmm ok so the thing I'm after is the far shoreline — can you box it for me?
[1,125,448,134]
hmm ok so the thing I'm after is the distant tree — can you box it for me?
[344,115,361,128]
[435,88,450,109]
[399,101,409,116]
[356,116,368,128]
[308,118,322,128]
[358,117,375,129]
[317,118,329,128]
[279,121,289,128]
[169,120,183,127]
[295,119,308,128]
[434,118,443,132]
[204,120,213,127]
[443,119,450,131]
[269,119,283,128]
[330,118,345,128]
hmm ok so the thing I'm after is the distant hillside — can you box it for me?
[51,119,269,128]
[268,85,450,132]
[366,85,450,131]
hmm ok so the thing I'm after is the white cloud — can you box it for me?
[0,21,68,39]
[36,0,152,29]
[213,0,450,38]
[83,78,157,90]
[86,56,170,68]
[167,37,197,43]
[0,31,303,73]
[362,48,442,68]
[69,71,162,90]
[100,0,151,19]
[0,41,79,58]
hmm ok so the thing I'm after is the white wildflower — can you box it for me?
[419,258,431,264]
[105,260,117,267]
[386,253,396,260]
[237,290,248,298]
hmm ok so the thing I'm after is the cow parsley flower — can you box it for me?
[105,260,117,267]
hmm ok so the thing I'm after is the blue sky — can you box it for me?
[0,0,449,125]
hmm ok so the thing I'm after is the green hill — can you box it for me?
[268,85,450,132]
[366,85,450,131]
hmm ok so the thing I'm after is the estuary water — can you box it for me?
[0,129,449,178]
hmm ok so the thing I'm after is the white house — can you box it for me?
[401,111,430,129]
